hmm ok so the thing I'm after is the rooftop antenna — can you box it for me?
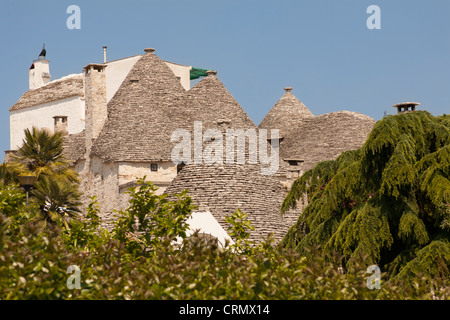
[38,43,46,60]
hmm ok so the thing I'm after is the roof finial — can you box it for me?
[38,43,46,60]
[284,87,292,93]
[206,70,217,76]
[144,48,155,53]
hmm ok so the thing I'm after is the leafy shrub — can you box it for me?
[0,179,448,300]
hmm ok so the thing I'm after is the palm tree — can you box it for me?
[10,127,77,182]
[32,175,82,228]
[9,127,82,225]
[0,162,18,186]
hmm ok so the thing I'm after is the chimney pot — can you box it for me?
[103,46,107,63]
[392,102,420,114]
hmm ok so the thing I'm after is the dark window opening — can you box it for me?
[267,137,284,144]
[177,162,186,174]
[151,164,158,172]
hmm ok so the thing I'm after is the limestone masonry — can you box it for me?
[8,47,375,243]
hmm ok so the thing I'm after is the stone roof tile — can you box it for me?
[90,51,186,162]
[62,131,86,163]
[258,88,314,138]
[281,111,375,171]
[165,163,300,243]
[10,75,84,112]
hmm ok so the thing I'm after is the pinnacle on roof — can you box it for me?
[38,43,46,60]
[258,87,314,138]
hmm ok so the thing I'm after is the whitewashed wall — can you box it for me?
[105,55,142,102]
[10,96,85,149]
[165,61,192,91]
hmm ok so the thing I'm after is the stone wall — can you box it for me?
[78,156,120,224]
[118,161,177,187]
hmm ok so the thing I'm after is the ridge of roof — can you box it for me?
[105,54,143,64]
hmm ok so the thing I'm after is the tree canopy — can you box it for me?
[281,111,450,284]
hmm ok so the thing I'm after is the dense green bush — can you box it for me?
[0,180,447,300]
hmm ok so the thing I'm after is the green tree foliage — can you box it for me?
[9,127,75,179]
[281,111,450,287]
[61,196,109,252]
[112,178,195,259]
[5,127,81,225]
[1,177,448,300]
[225,208,255,254]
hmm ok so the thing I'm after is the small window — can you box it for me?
[151,164,158,172]
[177,162,186,174]
[267,137,284,144]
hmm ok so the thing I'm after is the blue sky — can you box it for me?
[1,0,449,161]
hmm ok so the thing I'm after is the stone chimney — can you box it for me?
[84,63,107,150]
[53,116,68,136]
[29,58,51,90]
[393,102,420,114]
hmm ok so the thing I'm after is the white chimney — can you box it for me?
[29,58,51,90]
[103,46,107,63]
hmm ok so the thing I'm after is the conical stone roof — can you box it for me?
[258,87,314,139]
[169,74,289,176]
[91,50,186,162]
[281,111,375,171]
[165,163,300,243]
[183,72,256,130]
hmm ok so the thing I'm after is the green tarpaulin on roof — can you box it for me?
[190,67,213,80]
